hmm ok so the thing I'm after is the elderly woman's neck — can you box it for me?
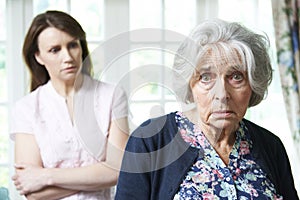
[184,108,237,165]
[201,124,236,145]
[201,124,236,165]
[184,108,237,143]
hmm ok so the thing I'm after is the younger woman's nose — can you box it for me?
[61,48,73,62]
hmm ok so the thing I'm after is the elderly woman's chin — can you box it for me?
[208,115,240,132]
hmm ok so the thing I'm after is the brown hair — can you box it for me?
[23,10,92,91]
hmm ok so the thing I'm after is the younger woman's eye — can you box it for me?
[49,47,60,54]
[69,41,80,49]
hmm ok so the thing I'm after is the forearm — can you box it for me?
[13,128,127,194]
[45,127,127,191]
[45,162,118,191]
[25,186,78,200]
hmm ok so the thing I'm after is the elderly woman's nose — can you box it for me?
[211,79,229,101]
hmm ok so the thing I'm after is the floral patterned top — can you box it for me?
[173,112,283,200]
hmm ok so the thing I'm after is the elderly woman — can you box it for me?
[115,19,299,199]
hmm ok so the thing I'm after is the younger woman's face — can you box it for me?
[35,27,83,83]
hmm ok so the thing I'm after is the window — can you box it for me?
[128,0,196,129]
[33,0,104,49]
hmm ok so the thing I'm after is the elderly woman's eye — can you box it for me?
[199,73,213,83]
[231,71,244,81]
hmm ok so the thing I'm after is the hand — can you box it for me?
[12,163,49,195]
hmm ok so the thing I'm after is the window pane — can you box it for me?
[130,47,163,70]
[164,87,177,101]
[34,0,104,43]
[218,0,272,32]
[165,0,196,37]
[33,0,68,14]
[130,84,162,101]
[164,44,178,68]
[0,0,6,40]
[129,101,181,130]
[130,0,162,30]
[130,28,163,42]
[0,106,8,164]
[70,0,104,41]
[0,45,6,102]
[0,167,9,188]
[129,102,164,129]
[165,101,181,113]
[218,0,256,25]
[88,43,102,53]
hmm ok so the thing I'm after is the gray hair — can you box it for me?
[172,19,272,107]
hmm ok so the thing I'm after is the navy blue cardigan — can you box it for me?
[115,112,299,200]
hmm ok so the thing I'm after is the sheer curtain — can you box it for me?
[271,0,300,164]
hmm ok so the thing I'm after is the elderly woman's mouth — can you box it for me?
[211,110,234,117]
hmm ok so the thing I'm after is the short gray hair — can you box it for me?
[172,19,272,107]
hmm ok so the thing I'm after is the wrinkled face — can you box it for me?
[190,50,252,132]
[35,27,83,83]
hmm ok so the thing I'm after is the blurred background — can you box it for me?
[0,0,299,199]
